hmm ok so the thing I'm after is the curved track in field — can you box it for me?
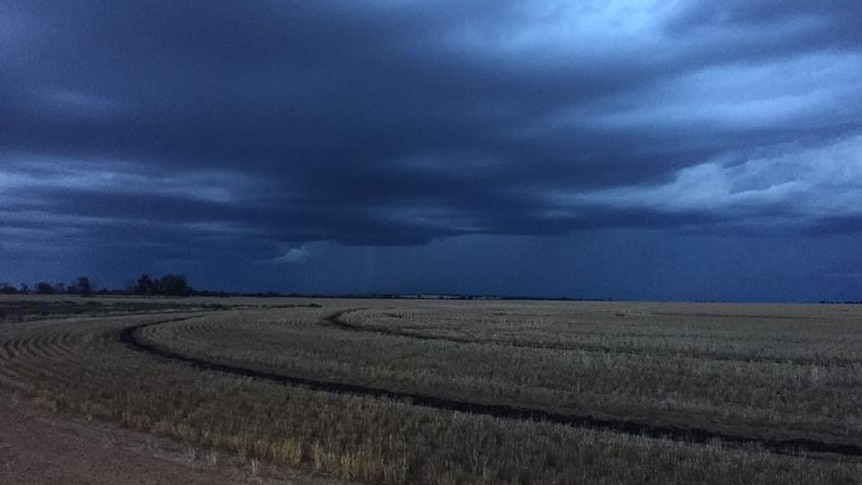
[120,310,862,459]
[325,311,862,367]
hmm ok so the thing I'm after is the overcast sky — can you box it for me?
[2,1,862,301]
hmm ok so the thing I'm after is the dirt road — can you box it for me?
[0,393,347,485]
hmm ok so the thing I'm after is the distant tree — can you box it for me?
[136,274,155,295]
[155,274,192,297]
[77,276,92,297]
[19,283,29,294]
[132,273,192,296]
[0,283,18,294]
[35,282,55,294]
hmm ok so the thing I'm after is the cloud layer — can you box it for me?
[2,1,861,297]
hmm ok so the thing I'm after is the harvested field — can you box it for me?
[1,296,861,484]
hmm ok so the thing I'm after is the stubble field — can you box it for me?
[1,295,860,484]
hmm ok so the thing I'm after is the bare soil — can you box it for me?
[0,392,348,485]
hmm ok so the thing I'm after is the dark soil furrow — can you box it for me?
[326,312,862,367]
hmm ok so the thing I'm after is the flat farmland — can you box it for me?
[1,296,861,484]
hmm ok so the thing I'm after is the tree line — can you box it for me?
[132,274,193,297]
[0,273,194,297]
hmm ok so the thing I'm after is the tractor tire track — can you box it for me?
[324,311,862,367]
[121,311,862,460]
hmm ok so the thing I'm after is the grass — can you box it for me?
[0,296,860,484]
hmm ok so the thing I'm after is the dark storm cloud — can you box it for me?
[2,0,861,264]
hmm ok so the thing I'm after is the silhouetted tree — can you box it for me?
[0,283,17,294]
[155,274,192,297]
[35,282,55,294]
[131,273,193,296]
[19,283,29,294]
[136,274,155,295]
[77,276,92,297]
